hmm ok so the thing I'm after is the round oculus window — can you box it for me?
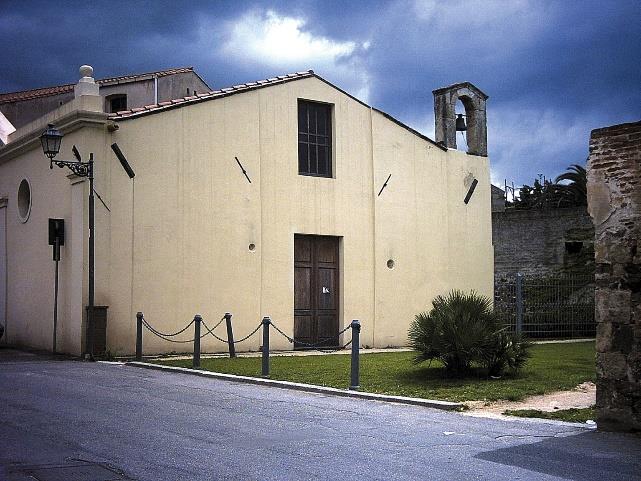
[17,179,32,223]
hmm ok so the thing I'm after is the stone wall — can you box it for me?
[491,184,506,213]
[492,207,594,278]
[587,120,641,432]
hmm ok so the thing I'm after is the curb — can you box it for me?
[126,361,463,411]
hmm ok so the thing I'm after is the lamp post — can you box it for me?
[40,124,95,360]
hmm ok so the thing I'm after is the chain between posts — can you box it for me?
[135,312,361,389]
[269,319,353,352]
[141,317,203,344]
[200,317,228,343]
[198,316,263,345]
[143,317,195,338]
[140,313,262,346]
[229,322,263,344]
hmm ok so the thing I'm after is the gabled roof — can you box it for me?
[107,70,447,151]
[432,82,488,100]
[108,70,316,119]
[0,67,201,104]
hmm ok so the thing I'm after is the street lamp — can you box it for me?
[40,124,96,360]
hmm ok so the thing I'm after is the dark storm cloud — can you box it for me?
[1,0,639,186]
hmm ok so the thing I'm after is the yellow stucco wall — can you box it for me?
[0,76,493,356]
[0,127,100,355]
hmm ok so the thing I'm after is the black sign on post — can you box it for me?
[48,218,64,354]
[48,218,64,261]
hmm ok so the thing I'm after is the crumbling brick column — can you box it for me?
[587,120,641,432]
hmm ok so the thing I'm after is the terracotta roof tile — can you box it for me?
[107,70,315,120]
[0,67,195,104]
[0,84,75,104]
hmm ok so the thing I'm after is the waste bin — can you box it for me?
[86,306,108,356]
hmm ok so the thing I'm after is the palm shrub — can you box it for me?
[554,164,587,206]
[483,331,532,377]
[408,290,531,377]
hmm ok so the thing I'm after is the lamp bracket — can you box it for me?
[51,159,93,177]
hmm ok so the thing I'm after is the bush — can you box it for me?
[408,290,531,377]
[483,331,532,377]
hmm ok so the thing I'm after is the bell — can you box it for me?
[455,114,467,132]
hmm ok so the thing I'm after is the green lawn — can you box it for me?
[504,406,596,423]
[154,341,595,403]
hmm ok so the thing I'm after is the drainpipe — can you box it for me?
[154,76,158,104]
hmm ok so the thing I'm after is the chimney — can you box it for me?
[433,82,488,156]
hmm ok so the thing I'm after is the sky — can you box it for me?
[1,0,639,187]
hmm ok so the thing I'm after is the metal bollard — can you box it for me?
[193,314,202,368]
[225,312,236,358]
[261,317,271,377]
[349,320,361,390]
[136,312,143,361]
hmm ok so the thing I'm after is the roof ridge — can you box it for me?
[0,83,75,102]
[106,69,445,150]
[108,70,315,120]
[97,66,194,84]
[0,66,196,104]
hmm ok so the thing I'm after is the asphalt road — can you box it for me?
[1,349,640,481]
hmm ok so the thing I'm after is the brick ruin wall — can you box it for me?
[587,120,641,432]
[492,207,595,279]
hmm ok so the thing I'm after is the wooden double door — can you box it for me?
[294,235,339,349]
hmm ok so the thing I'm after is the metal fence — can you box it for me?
[494,273,595,338]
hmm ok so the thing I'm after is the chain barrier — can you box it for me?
[200,317,228,343]
[230,322,263,344]
[141,317,208,344]
[269,319,353,352]
[316,339,353,353]
[268,320,294,343]
[143,317,195,338]
[141,314,262,346]
[136,311,361,390]
[200,317,262,345]
[140,314,354,352]
[142,317,203,344]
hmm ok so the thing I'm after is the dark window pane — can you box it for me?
[298,143,308,173]
[309,108,317,133]
[297,100,332,177]
[318,146,328,175]
[317,108,327,135]
[298,103,308,132]
[310,142,318,173]
[109,95,127,112]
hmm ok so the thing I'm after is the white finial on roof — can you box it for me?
[75,64,99,98]
[79,65,94,79]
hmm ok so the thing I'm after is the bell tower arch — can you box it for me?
[433,82,488,156]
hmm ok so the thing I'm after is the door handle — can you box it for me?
[322,286,330,294]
